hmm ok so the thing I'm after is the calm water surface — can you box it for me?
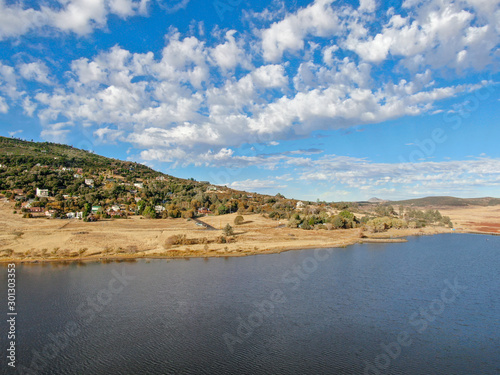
[1,233,499,374]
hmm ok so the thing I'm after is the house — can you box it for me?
[207,185,217,191]
[155,176,166,181]
[154,205,165,213]
[22,201,32,208]
[134,197,141,203]
[45,210,56,217]
[296,201,305,209]
[66,212,82,219]
[197,207,212,215]
[13,189,24,195]
[91,206,101,213]
[75,168,83,174]
[28,206,43,213]
[74,173,82,178]
[134,182,144,189]
[36,188,49,197]
[110,205,120,212]
[85,179,94,187]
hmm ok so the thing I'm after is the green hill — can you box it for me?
[0,136,296,220]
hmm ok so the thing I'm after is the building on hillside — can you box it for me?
[74,173,82,178]
[296,201,305,209]
[29,207,43,213]
[91,206,101,213]
[154,205,166,213]
[36,188,49,197]
[22,201,33,208]
[197,207,212,215]
[85,179,94,187]
[45,209,56,217]
[134,182,144,189]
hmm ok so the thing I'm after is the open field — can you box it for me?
[439,205,500,234]
[0,201,498,263]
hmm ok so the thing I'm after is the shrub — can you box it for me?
[234,215,244,225]
[223,224,234,236]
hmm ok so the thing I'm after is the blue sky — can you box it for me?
[0,0,499,201]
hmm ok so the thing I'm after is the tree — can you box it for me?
[217,204,228,215]
[142,206,156,219]
[223,223,234,236]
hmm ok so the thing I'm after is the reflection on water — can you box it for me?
[0,234,499,375]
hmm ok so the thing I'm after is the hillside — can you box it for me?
[0,136,300,220]
[0,136,475,236]
[390,196,500,207]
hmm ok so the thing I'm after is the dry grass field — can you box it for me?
[0,200,497,263]
[439,205,500,234]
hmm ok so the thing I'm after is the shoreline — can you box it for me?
[2,228,490,265]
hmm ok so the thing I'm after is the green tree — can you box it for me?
[142,206,156,219]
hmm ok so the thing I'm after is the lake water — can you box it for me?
[1,233,499,374]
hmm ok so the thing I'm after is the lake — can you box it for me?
[1,233,499,374]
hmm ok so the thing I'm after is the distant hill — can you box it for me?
[367,197,389,203]
[391,196,500,207]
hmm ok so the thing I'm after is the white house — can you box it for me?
[85,179,94,187]
[134,182,144,189]
[74,173,82,178]
[296,201,305,209]
[36,188,49,197]
[154,205,165,213]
